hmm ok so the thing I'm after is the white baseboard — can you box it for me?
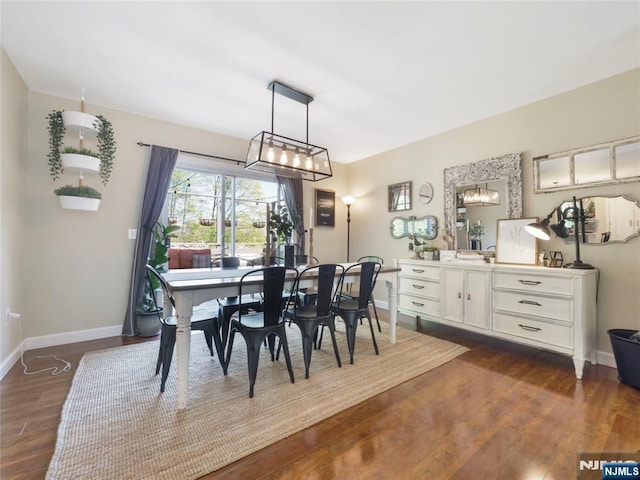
[0,344,23,380]
[22,325,123,351]
[0,324,123,381]
[375,299,389,310]
[596,350,617,369]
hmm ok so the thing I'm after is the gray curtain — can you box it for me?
[122,145,178,335]
[276,175,305,254]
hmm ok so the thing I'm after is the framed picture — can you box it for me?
[495,217,538,265]
[315,189,335,227]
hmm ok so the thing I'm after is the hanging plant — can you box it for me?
[46,110,116,185]
[54,184,102,199]
[95,114,116,185]
[62,145,99,157]
[47,110,65,180]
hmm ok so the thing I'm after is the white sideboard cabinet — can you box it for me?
[394,259,598,379]
[441,266,491,329]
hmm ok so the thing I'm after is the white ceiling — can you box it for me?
[2,1,639,164]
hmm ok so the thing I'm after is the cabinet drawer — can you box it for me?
[399,294,440,317]
[493,272,573,296]
[399,277,440,298]
[401,265,440,281]
[493,290,574,322]
[493,312,573,349]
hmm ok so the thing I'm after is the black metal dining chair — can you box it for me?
[224,266,298,398]
[285,264,344,379]
[331,261,382,364]
[340,255,384,332]
[211,257,264,356]
[145,265,225,392]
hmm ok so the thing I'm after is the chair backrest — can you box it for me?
[339,261,382,309]
[145,265,175,315]
[238,266,299,325]
[295,264,344,316]
[357,255,384,265]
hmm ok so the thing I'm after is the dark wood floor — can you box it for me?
[1,312,638,480]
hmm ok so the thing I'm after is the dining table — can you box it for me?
[161,263,401,409]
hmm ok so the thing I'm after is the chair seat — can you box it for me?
[334,299,360,312]
[232,311,286,330]
[161,306,217,327]
[292,305,332,320]
[219,295,262,308]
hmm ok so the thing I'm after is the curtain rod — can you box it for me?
[136,142,245,165]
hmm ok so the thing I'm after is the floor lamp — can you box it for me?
[342,196,356,262]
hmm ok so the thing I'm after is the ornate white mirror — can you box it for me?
[558,195,640,244]
[444,153,522,251]
[390,215,438,240]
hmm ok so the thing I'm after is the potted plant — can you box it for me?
[54,184,102,211]
[47,110,116,185]
[467,222,485,250]
[268,206,296,244]
[268,206,299,266]
[135,222,180,336]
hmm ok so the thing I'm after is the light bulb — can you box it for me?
[280,144,288,165]
[305,155,313,170]
[267,141,275,162]
[293,148,301,167]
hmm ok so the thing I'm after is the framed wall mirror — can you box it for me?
[390,215,438,240]
[444,153,522,251]
[388,181,412,212]
[533,136,640,193]
[558,195,640,244]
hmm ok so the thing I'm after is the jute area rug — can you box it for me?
[47,321,468,479]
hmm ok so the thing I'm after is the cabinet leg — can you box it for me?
[573,357,585,380]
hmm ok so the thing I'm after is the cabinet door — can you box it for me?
[464,270,490,329]
[442,269,464,323]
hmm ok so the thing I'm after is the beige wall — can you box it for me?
[0,48,28,373]
[347,68,640,353]
[21,92,348,344]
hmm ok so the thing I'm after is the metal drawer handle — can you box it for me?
[518,300,542,306]
[412,269,425,273]
[518,280,541,285]
[411,301,425,307]
[412,284,425,289]
[518,324,542,332]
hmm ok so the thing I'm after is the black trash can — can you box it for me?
[607,329,640,390]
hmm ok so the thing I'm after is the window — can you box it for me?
[164,165,281,264]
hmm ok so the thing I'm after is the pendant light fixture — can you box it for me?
[246,80,332,181]
[462,183,500,206]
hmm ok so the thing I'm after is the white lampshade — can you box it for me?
[342,195,356,206]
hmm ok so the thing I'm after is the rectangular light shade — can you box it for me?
[246,131,332,182]
[463,186,500,206]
